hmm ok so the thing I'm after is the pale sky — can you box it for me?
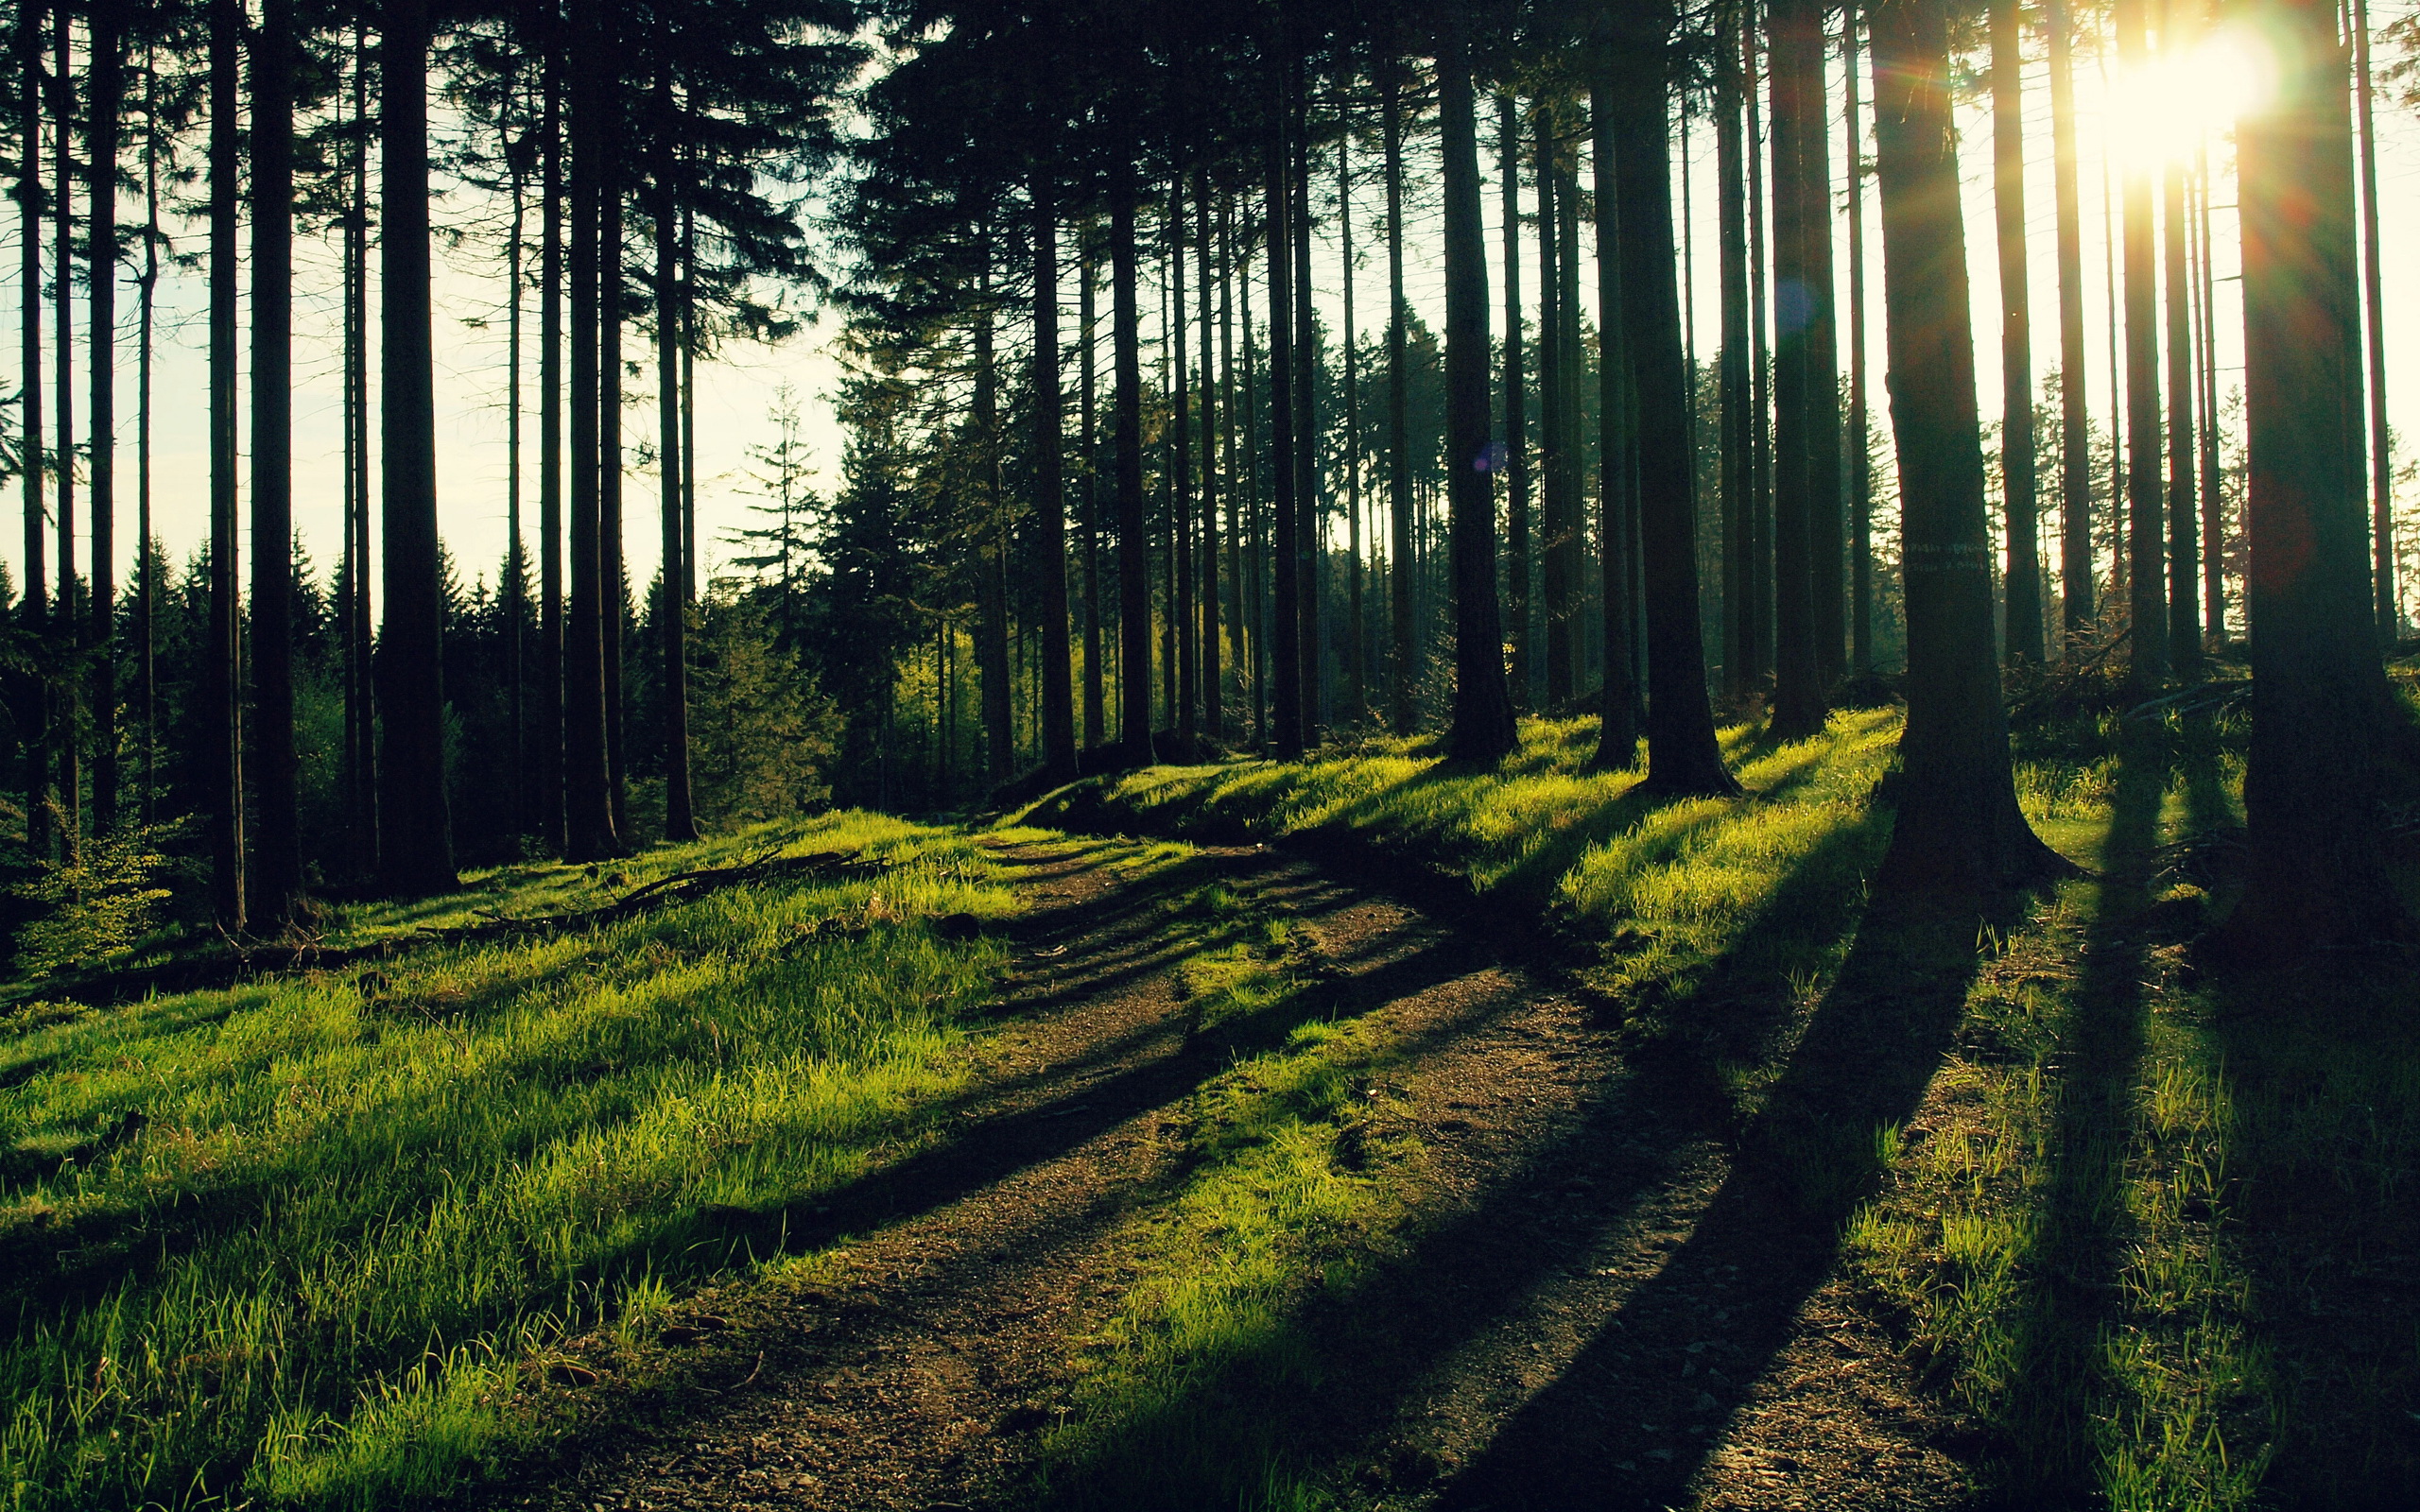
[3,6,2414,623]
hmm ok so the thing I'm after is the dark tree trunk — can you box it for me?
[2196,151,2225,643]
[1197,173,1223,743]
[345,20,376,876]
[1768,0,1826,739]
[1614,2,1738,798]
[1499,94,1531,713]
[18,1,45,857]
[376,0,454,893]
[976,248,1012,782]
[1080,227,1105,751]
[1170,184,1197,752]
[1111,162,1155,763]
[207,0,245,922]
[601,140,630,842]
[656,63,697,842]
[1338,136,1362,725]
[1035,176,1078,782]
[2354,0,2393,639]
[2212,0,2412,956]
[1536,103,1572,709]
[52,0,77,843]
[2163,143,2200,674]
[1590,50,1639,767]
[2047,0,2094,644]
[1846,0,1875,675]
[2116,0,2166,684]
[1803,10,1846,684]
[564,7,614,862]
[250,0,301,921]
[136,38,156,821]
[539,41,565,851]
[1745,15,1775,687]
[1718,25,1753,696]
[1290,71,1320,745]
[88,0,122,835]
[1264,96,1304,760]
[1438,26,1515,765]
[1384,63,1415,734]
[1992,0,2043,664]
[1868,0,2064,890]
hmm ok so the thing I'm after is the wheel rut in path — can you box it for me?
[498,835,1976,1512]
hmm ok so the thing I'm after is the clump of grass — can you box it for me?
[0,814,1013,1510]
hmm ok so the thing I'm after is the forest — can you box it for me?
[3,0,2418,1507]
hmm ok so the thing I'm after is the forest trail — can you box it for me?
[499,833,1977,1512]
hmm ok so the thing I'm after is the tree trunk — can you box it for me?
[1290,70,1320,746]
[1846,0,1875,675]
[1170,184,1197,752]
[2211,0,2412,955]
[1535,103,1571,710]
[1616,2,1738,797]
[1746,13,1775,687]
[1718,25,1753,695]
[52,0,77,844]
[564,7,614,862]
[1111,161,1155,763]
[346,18,376,877]
[1035,175,1078,782]
[2116,0,2167,685]
[1499,94,1532,713]
[88,0,122,836]
[2353,0,2393,639]
[376,0,455,893]
[1197,173,1223,744]
[1384,62,1415,734]
[539,40,565,851]
[1868,0,2065,890]
[2047,0,2095,644]
[1804,12,1846,686]
[207,0,245,923]
[18,0,48,858]
[1338,135,1362,726]
[1768,0,1826,739]
[1264,94,1303,760]
[1590,50,1639,767]
[2195,148,2225,643]
[1992,0,2043,664]
[1438,26,1516,765]
[506,83,526,840]
[136,36,156,822]
[656,64,697,841]
[1080,227,1106,750]
[600,134,630,843]
[976,247,1012,782]
[2163,140,2200,675]
[250,0,301,921]
[1555,150,1585,700]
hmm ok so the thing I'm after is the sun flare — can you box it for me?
[2101,26,2278,166]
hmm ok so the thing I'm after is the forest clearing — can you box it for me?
[6,690,2416,1510]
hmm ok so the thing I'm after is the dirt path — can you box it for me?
[494,835,1979,1512]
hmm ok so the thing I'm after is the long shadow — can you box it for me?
[1985,728,2169,1503]
[1034,811,1925,1510]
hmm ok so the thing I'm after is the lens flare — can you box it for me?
[2101,26,2277,167]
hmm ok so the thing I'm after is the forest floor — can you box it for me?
[490,828,1976,1512]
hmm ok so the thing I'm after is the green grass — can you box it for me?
[0,813,1014,1510]
[1023,704,2420,1509]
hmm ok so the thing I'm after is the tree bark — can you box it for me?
[1080,227,1105,749]
[2047,0,2095,644]
[1868,0,2065,890]
[2353,0,2393,639]
[1197,172,1222,744]
[539,38,565,851]
[1499,95,1532,713]
[2163,138,2200,675]
[1718,23,1754,695]
[975,247,1012,782]
[1992,0,2043,664]
[52,0,77,843]
[1536,102,1572,710]
[1438,26,1515,765]
[1170,183,1197,752]
[1264,92,1304,760]
[1613,6,1738,797]
[18,0,47,858]
[1384,62,1415,734]
[1338,133,1362,725]
[88,0,122,835]
[2212,0,2412,955]
[2116,0,2167,684]
[601,133,630,842]
[1035,175,1078,782]
[346,19,376,876]
[207,0,245,923]
[1590,50,1639,767]
[251,0,301,921]
[656,62,697,842]
[564,5,614,862]
[1291,68,1320,746]
[376,0,455,893]
[1111,161,1155,763]
[1804,9,1846,685]
[136,36,156,822]
[1768,0,1827,740]
[1846,0,1875,675]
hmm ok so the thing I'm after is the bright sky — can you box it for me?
[2,7,2414,621]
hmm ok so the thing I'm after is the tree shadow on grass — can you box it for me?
[1977,729,2168,1504]
[1035,806,1991,1512]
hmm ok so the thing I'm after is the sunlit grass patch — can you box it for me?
[0,814,1013,1510]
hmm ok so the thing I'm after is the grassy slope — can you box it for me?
[1023,707,2420,1510]
[0,815,1015,1510]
